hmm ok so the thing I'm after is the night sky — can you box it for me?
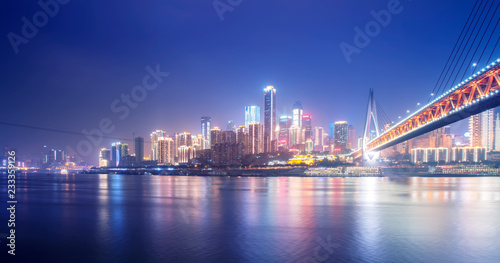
[0,1,482,164]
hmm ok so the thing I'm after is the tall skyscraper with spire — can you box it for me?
[264,86,276,152]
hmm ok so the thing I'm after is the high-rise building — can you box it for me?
[411,148,450,163]
[333,121,349,154]
[222,131,237,144]
[210,127,222,148]
[482,110,494,151]
[150,130,166,161]
[201,117,211,149]
[226,120,236,132]
[248,123,264,154]
[302,114,312,142]
[175,132,193,161]
[245,106,261,128]
[470,114,481,147]
[99,148,111,167]
[134,137,144,164]
[470,110,494,151]
[348,125,355,150]
[178,145,196,164]
[314,127,324,147]
[292,101,303,129]
[196,135,205,152]
[289,125,300,147]
[279,116,292,147]
[329,123,335,141]
[236,126,249,154]
[236,126,247,143]
[42,146,66,167]
[158,136,175,164]
[111,142,128,167]
[176,132,193,147]
[264,86,277,152]
[451,147,486,162]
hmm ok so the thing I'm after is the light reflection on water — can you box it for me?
[1,174,500,262]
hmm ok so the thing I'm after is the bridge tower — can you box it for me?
[362,89,380,161]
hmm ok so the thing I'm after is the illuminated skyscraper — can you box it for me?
[201,117,211,149]
[222,131,237,144]
[292,101,303,128]
[302,114,312,141]
[210,127,222,148]
[236,126,247,143]
[236,126,249,154]
[175,132,193,161]
[289,125,300,147]
[99,148,111,167]
[264,86,277,152]
[314,126,324,147]
[196,135,205,152]
[158,136,175,164]
[470,114,481,147]
[470,110,494,151]
[42,146,66,166]
[111,142,128,167]
[150,130,166,161]
[248,123,264,154]
[178,145,195,164]
[279,115,292,147]
[333,121,348,154]
[482,110,494,152]
[176,132,193,147]
[245,106,261,128]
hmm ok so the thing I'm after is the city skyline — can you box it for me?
[0,1,476,163]
[2,85,485,166]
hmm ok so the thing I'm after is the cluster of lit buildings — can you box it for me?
[0,145,81,170]
[99,138,145,168]
[98,86,357,167]
[404,108,500,164]
[96,86,500,168]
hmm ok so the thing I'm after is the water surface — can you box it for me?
[1,174,500,262]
